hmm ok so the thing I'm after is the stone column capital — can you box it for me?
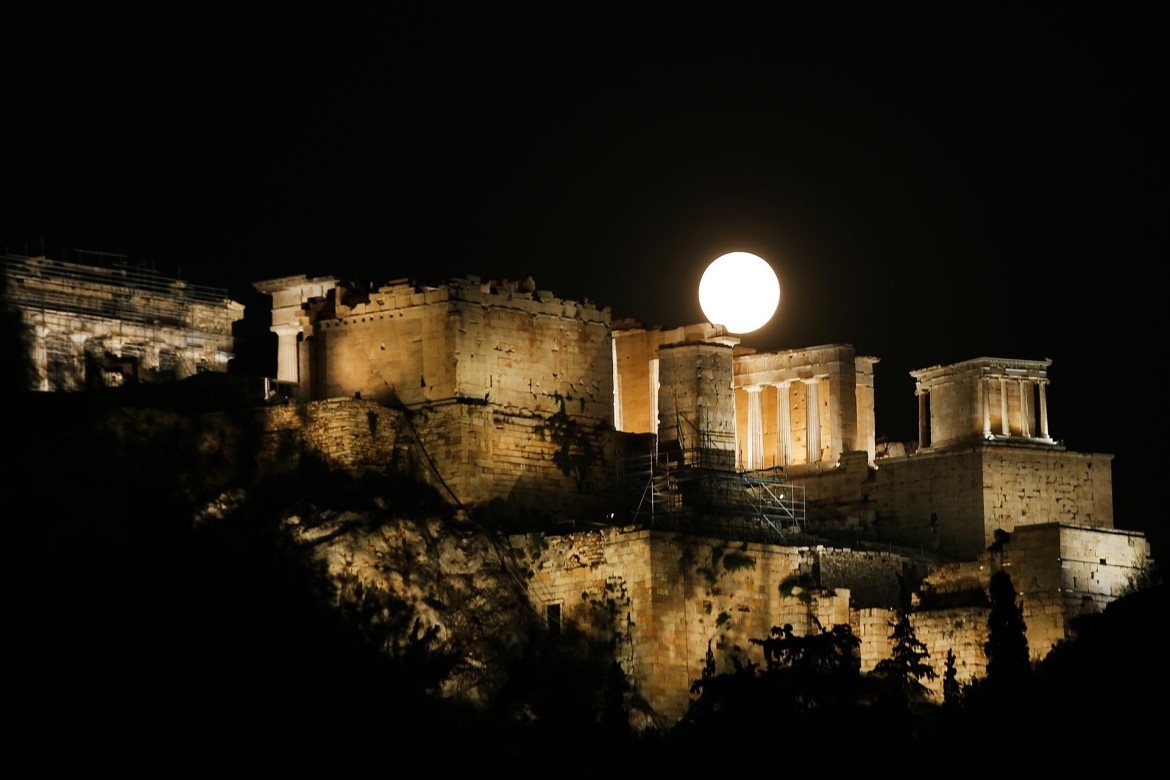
[271,322,304,338]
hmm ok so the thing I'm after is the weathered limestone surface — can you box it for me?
[982,448,1113,535]
[519,528,921,723]
[411,401,616,509]
[269,277,612,424]
[260,398,404,471]
[908,607,989,695]
[657,341,737,458]
[611,321,733,434]
[5,254,243,391]
[874,447,1115,558]
[256,398,615,510]
[1006,523,1151,656]
[874,448,986,556]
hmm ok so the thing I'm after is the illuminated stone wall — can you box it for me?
[906,607,989,695]
[284,277,612,424]
[253,276,614,510]
[873,448,986,556]
[873,446,1114,558]
[611,321,734,435]
[982,448,1113,535]
[257,397,614,510]
[5,255,243,391]
[258,398,405,472]
[1006,523,1150,657]
[520,527,918,723]
[410,402,616,509]
[656,341,738,459]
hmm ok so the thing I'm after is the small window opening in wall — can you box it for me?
[547,603,562,636]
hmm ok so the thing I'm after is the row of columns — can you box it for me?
[980,375,1050,440]
[743,378,823,470]
[916,375,1051,450]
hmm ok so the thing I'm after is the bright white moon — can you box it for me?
[698,252,780,334]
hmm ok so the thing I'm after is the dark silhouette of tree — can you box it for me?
[873,611,937,696]
[942,648,961,705]
[672,620,882,768]
[984,570,1030,685]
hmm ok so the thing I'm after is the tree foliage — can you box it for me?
[942,648,961,706]
[873,611,937,696]
[984,570,1030,685]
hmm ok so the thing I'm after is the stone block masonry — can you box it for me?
[258,398,405,473]
[875,447,1115,558]
[256,398,615,511]
[5,254,244,391]
[272,276,612,424]
[518,527,923,723]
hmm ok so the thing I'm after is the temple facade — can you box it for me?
[4,254,244,391]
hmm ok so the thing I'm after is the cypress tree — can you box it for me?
[984,570,1030,685]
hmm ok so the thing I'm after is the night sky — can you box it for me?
[3,4,1165,543]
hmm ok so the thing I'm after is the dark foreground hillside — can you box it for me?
[8,387,1165,770]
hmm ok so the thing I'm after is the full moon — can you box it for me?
[698,252,780,334]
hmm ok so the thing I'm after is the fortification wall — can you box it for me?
[982,447,1113,534]
[873,447,1113,559]
[814,545,913,608]
[910,607,989,695]
[258,399,405,472]
[257,398,613,510]
[856,606,988,698]
[451,297,611,421]
[309,292,455,408]
[873,449,986,557]
[520,528,923,723]
[303,279,612,422]
[787,451,875,530]
[1007,523,1150,655]
[412,401,615,510]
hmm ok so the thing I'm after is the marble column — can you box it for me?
[981,377,992,438]
[649,358,660,438]
[918,390,929,450]
[272,323,303,383]
[746,386,763,469]
[1039,380,1050,439]
[776,381,792,466]
[807,379,821,464]
[999,376,1010,436]
[1019,379,1031,437]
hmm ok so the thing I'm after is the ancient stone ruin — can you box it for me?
[3,256,1147,724]
[4,254,244,391]
[253,272,1153,723]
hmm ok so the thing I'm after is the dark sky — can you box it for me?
[3,3,1165,539]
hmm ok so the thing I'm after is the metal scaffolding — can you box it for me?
[615,440,807,544]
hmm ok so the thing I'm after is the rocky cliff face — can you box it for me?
[289,506,537,705]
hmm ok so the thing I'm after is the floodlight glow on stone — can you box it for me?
[698,252,780,334]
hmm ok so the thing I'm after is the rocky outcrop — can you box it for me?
[290,507,537,705]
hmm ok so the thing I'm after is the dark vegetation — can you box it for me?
[8,374,1166,768]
